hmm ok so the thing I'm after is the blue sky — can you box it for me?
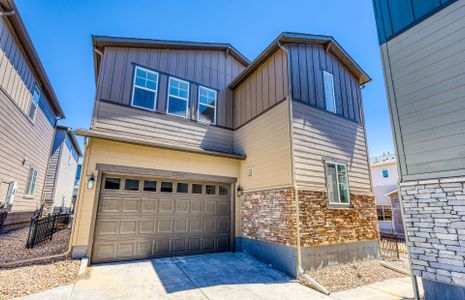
[16,0,394,157]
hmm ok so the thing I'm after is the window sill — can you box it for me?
[23,195,35,199]
[327,203,353,209]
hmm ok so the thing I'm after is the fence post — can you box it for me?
[395,233,400,259]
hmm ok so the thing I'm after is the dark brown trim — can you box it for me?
[96,163,237,183]
[75,128,246,160]
[234,97,288,130]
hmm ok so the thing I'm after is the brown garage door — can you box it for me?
[91,175,231,263]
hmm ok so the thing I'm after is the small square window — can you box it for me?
[382,169,389,178]
[143,180,157,192]
[160,182,173,192]
[177,183,189,193]
[192,184,202,194]
[104,177,121,190]
[206,185,216,195]
[125,179,139,191]
[219,185,228,195]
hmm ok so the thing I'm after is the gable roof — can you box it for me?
[57,125,82,156]
[0,0,65,118]
[92,35,250,83]
[229,32,371,89]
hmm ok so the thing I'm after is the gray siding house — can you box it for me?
[373,0,465,298]
[0,0,64,231]
[43,126,82,214]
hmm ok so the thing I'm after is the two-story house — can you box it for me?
[43,126,82,214]
[72,32,378,277]
[373,0,465,298]
[0,0,65,231]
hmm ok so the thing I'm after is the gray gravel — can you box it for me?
[304,259,408,293]
[0,258,80,300]
[0,228,71,263]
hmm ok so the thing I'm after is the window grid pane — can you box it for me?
[326,162,350,204]
[132,67,158,110]
[198,86,217,124]
[167,77,189,117]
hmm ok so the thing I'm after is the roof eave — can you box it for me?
[57,125,82,156]
[1,0,65,118]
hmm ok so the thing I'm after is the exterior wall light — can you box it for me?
[87,173,96,190]
[237,185,244,197]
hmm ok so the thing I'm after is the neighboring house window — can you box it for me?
[377,205,392,221]
[25,168,38,196]
[382,169,389,178]
[131,66,159,111]
[198,86,217,124]
[28,84,40,122]
[325,162,350,204]
[167,77,189,117]
[323,70,336,113]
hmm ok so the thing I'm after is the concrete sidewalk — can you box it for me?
[330,277,423,300]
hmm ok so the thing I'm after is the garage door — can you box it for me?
[92,175,231,263]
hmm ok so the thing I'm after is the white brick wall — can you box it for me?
[400,177,465,286]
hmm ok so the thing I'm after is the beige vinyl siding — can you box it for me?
[232,48,289,128]
[234,100,293,191]
[292,101,371,194]
[381,0,465,180]
[43,140,61,204]
[0,90,54,212]
[287,43,363,123]
[53,137,78,209]
[0,17,55,212]
[94,100,234,154]
[95,47,245,129]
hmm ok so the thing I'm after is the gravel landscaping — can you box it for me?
[0,258,80,300]
[0,227,71,263]
[304,259,409,293]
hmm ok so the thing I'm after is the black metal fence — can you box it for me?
[0,207,7,230]
[379,231,408,258]
[26,213,70,249]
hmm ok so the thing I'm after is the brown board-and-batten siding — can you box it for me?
[287,43,363,123]
[0,16,56,211]
[93,47,245,154]
[292,101,371,195]
[232,48,289,129]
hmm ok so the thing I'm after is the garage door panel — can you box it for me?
[92,175,232,263]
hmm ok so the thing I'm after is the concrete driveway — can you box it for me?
[19,252,330,300]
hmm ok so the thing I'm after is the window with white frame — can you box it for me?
[323,70,336,113]
[167,77,190,117]
[25,168,38,196]
[325,162,350,204]
[28,84,40,122]
[131,66,159,111]
[198,86,217,124]
[377,205,392,221]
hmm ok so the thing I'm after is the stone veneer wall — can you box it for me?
[401,177,465,287]
[240,188,298,246]
[390,193,405,234]
[298,191,379,247]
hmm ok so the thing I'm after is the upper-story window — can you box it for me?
[198,86,217,124]
[323,70,336,113]
[28,84,40,122]
[131,66,159,111]
[167,77,190,118]
[326,161,350,205]
[382,169,389,178]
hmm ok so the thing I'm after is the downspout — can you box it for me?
[278,40,330,296]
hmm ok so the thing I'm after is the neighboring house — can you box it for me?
[370,153,404,233]
[372,0,465,297]
[72,163,82,208]
[0,0,65,231]
[43,126,82,214]
[72,32,377,278]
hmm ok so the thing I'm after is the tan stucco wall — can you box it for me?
[71,138,240,255]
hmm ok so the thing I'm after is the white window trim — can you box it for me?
[28,84,40,123]
[167,76,190,118]
[197,86,217,125]
[25,168,38,197]
[323,70,336,113]
[326,161,351,205]
[377,204,393,222]
[130,66,159,112]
